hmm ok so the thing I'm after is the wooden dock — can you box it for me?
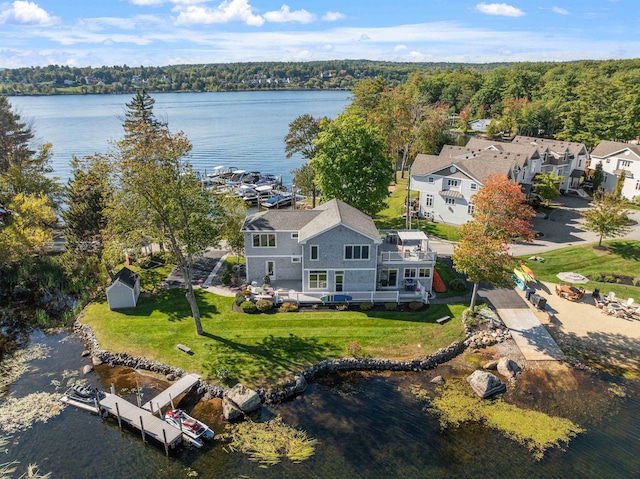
[100,393,183,450]
[142,373,201,413]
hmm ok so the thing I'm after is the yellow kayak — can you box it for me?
[520,264,536,280]
[513,268,529,284]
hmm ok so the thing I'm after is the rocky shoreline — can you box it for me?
[73,308,512,405]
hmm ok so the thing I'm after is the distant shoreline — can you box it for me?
[4,87,352,98]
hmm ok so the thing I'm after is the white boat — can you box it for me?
[163,408,214,447]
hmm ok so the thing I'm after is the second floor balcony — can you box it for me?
[378,230,437,264]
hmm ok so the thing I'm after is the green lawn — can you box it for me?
[82,289,466,388]
[374,176,460,241]
[518,240,640,301]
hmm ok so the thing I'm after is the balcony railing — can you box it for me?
[379,250,437,263]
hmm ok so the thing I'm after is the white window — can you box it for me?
[467,204,475,214]
[427,176,434,183]
[310,245,319,261]
[418,268,431,278]
[252,233,275,248]
[445,197,456,205]
[620,160,632,168]
[309,270,327,289]
[635,181,640,191]
[447,179,460,188]
[606,158,610,164]
[470,183,477,190]
[291,256,301,263]
[291,232,299,239]
[404,268,417,278]
[425,194,433,207]
[345,245,370,260]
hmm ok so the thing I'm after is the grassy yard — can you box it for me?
[374,176,460,241]
[518,240,640,301]
[82,289,467,388]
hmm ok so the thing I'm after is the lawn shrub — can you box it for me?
[241,301,257,314]
[278,302,298,313]
[256,299,273,313]
[448,278,467,292]
[633,277,640,287]
[336,302,349,311]
[409,301,423,311]
[216,367,230,382]
[359,301,374,311]
[384,302,397,311]
[234,292,246,306]
[221,271,232,285]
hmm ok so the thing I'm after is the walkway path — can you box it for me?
[479,287,565,361]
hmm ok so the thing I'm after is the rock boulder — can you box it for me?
[466,370,506,399]
[497,358,521,379]
[483,360,499,370]
[82,364,93,375]
[430,375,445,384]
[222,396,243,421]
[224,383,261,413]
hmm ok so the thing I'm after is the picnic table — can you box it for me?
[555,284,585,301]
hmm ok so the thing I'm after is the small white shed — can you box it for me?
[106,267,141,310]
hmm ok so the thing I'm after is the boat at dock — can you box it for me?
[163,408,214,448]
[261,193,292,208]
[60,384,105,414]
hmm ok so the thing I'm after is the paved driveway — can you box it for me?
[430,194,640,257]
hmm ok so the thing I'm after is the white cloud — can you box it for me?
[551,6,570,15]
[393,44,407,52]
[0,1,59,25]
[475,3,525,17]
[175,0,264,26]
[322,11,345,22]
[263,5,315,24]
[359,33,370,41]
[129,0,208,4]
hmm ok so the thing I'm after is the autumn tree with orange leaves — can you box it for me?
[453,174,535,310]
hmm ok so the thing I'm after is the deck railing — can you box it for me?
[379,250,437,263]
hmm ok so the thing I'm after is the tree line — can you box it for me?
[0,91,245,338]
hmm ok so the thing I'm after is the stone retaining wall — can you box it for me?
[73,305,510,406]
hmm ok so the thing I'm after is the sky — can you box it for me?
[0,0,638,68]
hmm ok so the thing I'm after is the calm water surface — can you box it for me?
[8,91,351,186]
[5,331,640,479]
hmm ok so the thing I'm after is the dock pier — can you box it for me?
[63,373,204,454]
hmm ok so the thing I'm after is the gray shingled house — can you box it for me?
[241,199,436,304]
[106,267,141,310]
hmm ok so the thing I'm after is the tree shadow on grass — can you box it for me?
[201,331,339,383]
[115,288,218,322]
[606,241,640,261]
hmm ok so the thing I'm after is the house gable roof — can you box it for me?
[241,209,321,232]
[299,199,381,244]
[512,135,588,158]
[241,199,381,244]
[412,150,517,185]
[110,267,138,290]
[590,140,640,160]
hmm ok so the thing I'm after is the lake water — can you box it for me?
[4,330,640,479]
[8,91,351,187]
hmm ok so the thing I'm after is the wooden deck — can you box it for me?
[100,393,183,447]
[142,373,201,413]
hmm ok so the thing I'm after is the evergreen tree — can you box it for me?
[123,89,165,142]
[0,96,34,174]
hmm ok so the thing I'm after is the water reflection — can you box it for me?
[2,331,640,478]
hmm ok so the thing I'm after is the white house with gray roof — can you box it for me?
[241,199,436,303]
[589,140,640,200]
[410,136,588,225]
